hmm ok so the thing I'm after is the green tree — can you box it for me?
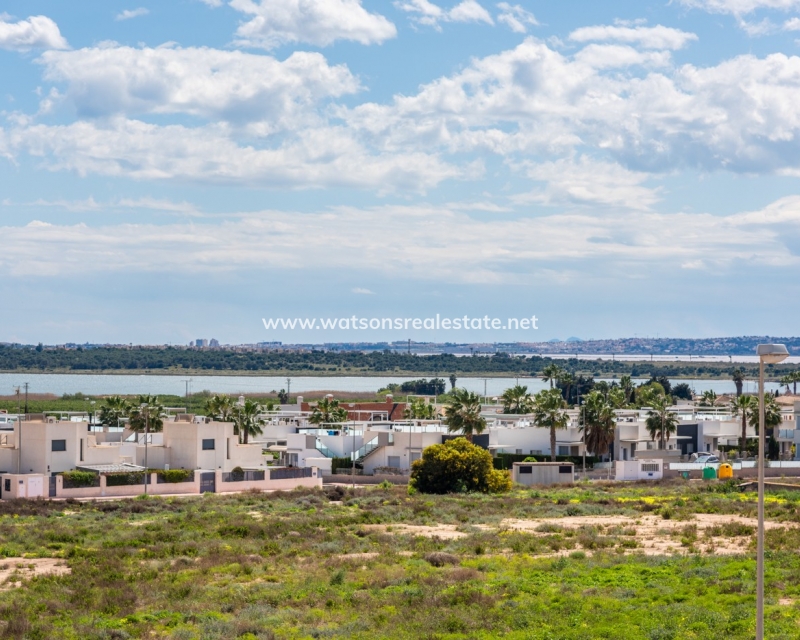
[780,371,800,395]
[235,398,265,444]
[699,390,718,407]
[309,396,348,425]
[557,371,575,407]
[731,368,745,397]
[532,388,568,462]
[500,385,532,414]
[128,395,165,433]
[540,364,562,389]
[409,438,511,494]
[607,387,627,409]
[746,393,784,459]
[581,390,616,458]
[636,382,666,409]
[449,373,457,391]
[404,397,437,420]
[97,395,130,427]
[645,397,678,450]
[443,388,486,442]
[731,394,757,453]
[619,375,634,404]
[205,394,235,422]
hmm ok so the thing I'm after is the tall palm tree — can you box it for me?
[607,387,627,409]
[500,385,532,414]
[443,388,486,442]
[619,375,634,404]
[309,397,348,425]
[731,369,745,397]
[780,371,800,395]
[236,398,265,444]
[699,390,718,407]
[746,393,784,459]
[581,390,616,459]
[541,364,562,389]
[128,395,165,433]
[557,372,575,407]
[205,394,235,422]
[731,394,757,453]
[98,395,130,427]
[404,397,437,419]
[449,374,457,391]
[532,388,568,462]
[645,396,678,451]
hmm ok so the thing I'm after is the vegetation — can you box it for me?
[409,437,511,494]
[1,344,798,379]
[403,397,437,420]
[443,389,486,442]
[2,482,800,638]
[500,384,532,414]
[645,396,679,450]
[532,388,568,461]
[581,390,616,458]
[308,397,348,425]
[60,470,97,488]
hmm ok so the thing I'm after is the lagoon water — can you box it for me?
[0,373,783,398]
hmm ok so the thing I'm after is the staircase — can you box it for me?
[315,438,335,458]
[351,433,394,463]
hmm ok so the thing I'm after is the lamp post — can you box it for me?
[756,343,789,640]
[140,402,149,496]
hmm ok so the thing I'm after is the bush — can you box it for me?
[61,470,98,488]
[159,469,193,483]
[409,437,512,494]
[231,466,244,481]
[331,457,354,473]
[105,471,145,486]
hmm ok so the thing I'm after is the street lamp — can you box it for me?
[756,343,789,640]
[140,402,149,496]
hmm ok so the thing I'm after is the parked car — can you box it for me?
[690,452,719,463]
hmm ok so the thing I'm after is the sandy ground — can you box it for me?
[360,513,796,557]
[0,558,71,590]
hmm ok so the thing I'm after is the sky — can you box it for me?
[2,0,800,345]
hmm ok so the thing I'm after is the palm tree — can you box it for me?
[236,398,265,444]
[309,396,348,425]
[128,395,165,433]
[581,390,616,459]
[404,397,437,420]
[699,390,718,407]
[731,369,745,397]
[541,364,562,389]
[443,388,486,442]
[557,372,575,407]
[607,387,627,409]
[746,393,784,460]
[645,396,678,451]
[205,394,235,422]
[731,394,757,453]
[500,385,532,414]
[532,388,568,462]
[449,374,457,391]
[619,375,634,404]
[97,395,130,427]
[780,371,800,395]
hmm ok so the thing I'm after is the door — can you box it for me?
[387,456,400,469]
[199,472,215,494]
[49,476,57,498]
[27,476,44,498]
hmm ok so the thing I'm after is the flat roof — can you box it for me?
[77,463,146,473]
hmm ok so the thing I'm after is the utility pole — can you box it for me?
[15,386,21,474]
[287,378,291,401]
[23,382,28,415]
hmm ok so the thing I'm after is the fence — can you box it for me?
[156,470,196,484]
[221,470,265,483]
[270,467,313,480]
[62,473,101,489]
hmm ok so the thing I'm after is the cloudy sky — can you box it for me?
[2,0,800,345]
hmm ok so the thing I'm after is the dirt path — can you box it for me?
[0,558,71,590]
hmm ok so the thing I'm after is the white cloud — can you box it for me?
[0,15,69,51]
[1,199,796,280]
[352,287,375,294]
[229,0,396,49]
[496,3,537,33]
[512,157,661,210]
[568,25,698,50]
[396,0,493,29]
[10,118,460,192]
[10,196,202,216]
[115,8,150,21]
[678,0,800,14]
[37,46,360,126]
[198,0,224,6]
[784,16,800,28]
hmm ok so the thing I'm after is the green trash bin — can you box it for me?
[702,466,717,480]
[681,471,690,480]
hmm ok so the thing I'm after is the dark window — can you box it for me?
[558,465,572,474]
[202,439,215,450]
[3,479,9,492]
[52,439,67,452]
[519,465,532,474]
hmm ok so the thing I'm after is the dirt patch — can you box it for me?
[0,558,70,590]
[361,524,467,540]
[248,511,264,520]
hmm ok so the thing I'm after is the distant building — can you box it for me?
[209,339,219,348]
[195,339,209,348]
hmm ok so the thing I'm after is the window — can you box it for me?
[641,463,660,472]
[515,449,523,455]
[558,465,573,474]
[3,479,9,492]
[557,446,569,456]
[52,439,66,452]
[387,456,400,468]
[519,465,532,474]
[202,439,215,450]
[410,452,421,463]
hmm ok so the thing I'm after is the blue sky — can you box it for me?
[2,0,800,345]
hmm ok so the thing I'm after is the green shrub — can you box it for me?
[61,470,97,488]
[105,471,145,486]
[160,469,193,483]
[410,438,512,494]
[331,457,353,473]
